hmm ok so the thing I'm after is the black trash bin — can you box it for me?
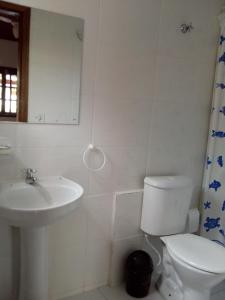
[125,250,153,298]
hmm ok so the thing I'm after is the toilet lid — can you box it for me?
[161,234,225,274]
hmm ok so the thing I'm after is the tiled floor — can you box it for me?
[61,285,225,300]
[63,285,163,300]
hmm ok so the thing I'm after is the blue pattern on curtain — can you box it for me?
[200,14,225,247]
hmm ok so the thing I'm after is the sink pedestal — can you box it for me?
[0,176,83,299]
[19,227,48,300]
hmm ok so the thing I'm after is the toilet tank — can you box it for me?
[141,176,193,236]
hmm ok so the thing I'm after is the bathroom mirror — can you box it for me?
[0,1,84,124]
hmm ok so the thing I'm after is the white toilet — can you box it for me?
[141,176,225,300]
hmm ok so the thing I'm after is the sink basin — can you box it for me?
[0,176,83,227]
[0,176,84,300]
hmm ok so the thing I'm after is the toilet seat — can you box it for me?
[161,233,225,274]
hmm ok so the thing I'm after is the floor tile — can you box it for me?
[63,289,105,300]
[99,285,163,300]
[62,285,163,300]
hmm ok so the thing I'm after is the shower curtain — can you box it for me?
[200,13,225,246]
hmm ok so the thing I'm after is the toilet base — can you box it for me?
[183,287,210,300]
[157,248,183,300]
[157,248,212,300]
[157,271,211,300]
[156,276,182,300]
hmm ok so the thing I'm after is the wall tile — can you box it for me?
[48,203,88,299]
[49,203,87,251]
[0,224,12,258]
[113,191,143,240]
[154,55,216,105]
[93,98,152,147]
[0,153,21,180]
[147,99,210,205]
[157,0,222,61]
[95,0,161,99]
[0,258,13,300]
[84,240,111,290]
[194,60,216,105]
[0,123,17,147]
[94,45,157,99]
[49,244,86,300]
[84,194,113,242]
[109,236,144,287]
[89,147,147,195]
[155,55,200,103]
[99,0,161,51]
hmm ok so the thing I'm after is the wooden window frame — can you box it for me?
[0,1,30,122]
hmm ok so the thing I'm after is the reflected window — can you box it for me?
[0,67,18,117]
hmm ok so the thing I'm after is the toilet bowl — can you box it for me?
[161,234,225,300]
[140,176,225,300]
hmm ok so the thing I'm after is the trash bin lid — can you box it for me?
[126,250,153,273]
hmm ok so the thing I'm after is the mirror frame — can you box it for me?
[0,1,30,122]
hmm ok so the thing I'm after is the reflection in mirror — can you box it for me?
[0,1,30,122]
[0,15,18,120]
[28,9,84,124]
[0,1,84,125]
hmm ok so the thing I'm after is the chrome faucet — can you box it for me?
[25,168,38,185]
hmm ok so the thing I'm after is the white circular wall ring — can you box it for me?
[82,144,106,172]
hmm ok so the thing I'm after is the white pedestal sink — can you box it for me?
[0,176,84,300]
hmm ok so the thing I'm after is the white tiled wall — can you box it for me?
[109,191,164,287]
[146,0,223,206]
[0,0,223,299]
[109,191,144,287]
[112,191,143,241]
